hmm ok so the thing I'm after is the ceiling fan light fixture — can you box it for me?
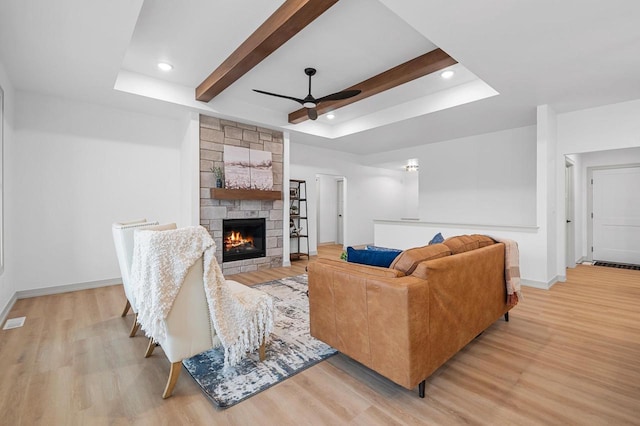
[254,67,361,123]
[157,62,173,71]
[440,70,454,79]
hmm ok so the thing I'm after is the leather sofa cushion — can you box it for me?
[315,258,405,278]
[471,234,495,248]
[443,235,480,254]
[390,243,451,275]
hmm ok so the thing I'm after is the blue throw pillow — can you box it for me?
[347,246,401,268]
[365,245,401,252]
[429,232,444,245]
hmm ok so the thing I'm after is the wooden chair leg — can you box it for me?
[129,313,140,338]
[145,338,156,358]
[162,362,182,399]
[121,299,131,317]
[259,339,266,361]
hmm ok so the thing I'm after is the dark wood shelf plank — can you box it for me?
[210,188,282,200]
[290,252,309,260]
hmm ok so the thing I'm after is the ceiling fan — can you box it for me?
[253,68,361,121]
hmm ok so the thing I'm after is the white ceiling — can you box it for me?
[1,0,639,157]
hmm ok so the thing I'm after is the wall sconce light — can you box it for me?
[405,159,419,172]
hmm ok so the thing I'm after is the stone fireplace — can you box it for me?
[199,115,284,275]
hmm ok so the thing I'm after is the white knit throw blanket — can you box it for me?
[130,225,273,366]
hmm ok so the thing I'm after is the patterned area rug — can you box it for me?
[593,261,640,271]
[182,274,336,408]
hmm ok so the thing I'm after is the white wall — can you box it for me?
[418,126,537,225]
[8,93,183,293]
[363,125,537,226]
[290,141,405,253]
[179,112,200,227]
[538,105,559,282]
[558,99,640,155]
[0,61,16,320]
[402,171,419,218]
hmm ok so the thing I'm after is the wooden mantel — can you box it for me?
[210,188,282,200]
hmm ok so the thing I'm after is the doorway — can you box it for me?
[337,179,344,245]
[588,165,640,264]
[316,174,346,248]
[565,158,576,268]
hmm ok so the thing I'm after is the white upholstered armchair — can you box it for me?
[112,219,174,336]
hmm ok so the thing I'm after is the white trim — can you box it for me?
[373,219,539,233]
[0,291,17,326]
[521,274,563,290]
[15,278,122,299]
[521,279,548,290]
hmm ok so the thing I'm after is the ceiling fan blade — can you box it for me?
[253,89,305,105]
[307,107,318,121]
[316,89,361,104]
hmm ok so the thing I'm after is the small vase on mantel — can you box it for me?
[212,166,224,189]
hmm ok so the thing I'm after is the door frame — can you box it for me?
[565,157,576,268]
[315,173,347,249]
[336,178,344,245]
[587,163,640,262]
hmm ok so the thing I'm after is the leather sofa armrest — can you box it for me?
[420,243,508,370]
[308,261,429,389]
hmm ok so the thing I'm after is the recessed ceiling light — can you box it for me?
[441,70,454,79]
[157,62,173,71]
[326,113,336,120]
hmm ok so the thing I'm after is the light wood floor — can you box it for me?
[1,245,639,425]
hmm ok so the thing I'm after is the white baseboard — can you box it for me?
[15,278,122,300]
[521,275,565,290]
[549,275,565,288]
[521,279,549,289]
[0,292,18,328]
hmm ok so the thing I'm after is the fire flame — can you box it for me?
[224,230,255,251]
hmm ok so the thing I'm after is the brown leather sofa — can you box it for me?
[308,235,512,398]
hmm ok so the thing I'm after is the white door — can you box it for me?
[592,166,640,264]
[337,179,344,245]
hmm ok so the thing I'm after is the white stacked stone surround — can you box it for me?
[199,115,284,274]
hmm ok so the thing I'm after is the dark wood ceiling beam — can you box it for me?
[195,0,339,102]
[288,48,458,124]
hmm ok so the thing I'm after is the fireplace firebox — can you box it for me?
[222,218,266,262]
